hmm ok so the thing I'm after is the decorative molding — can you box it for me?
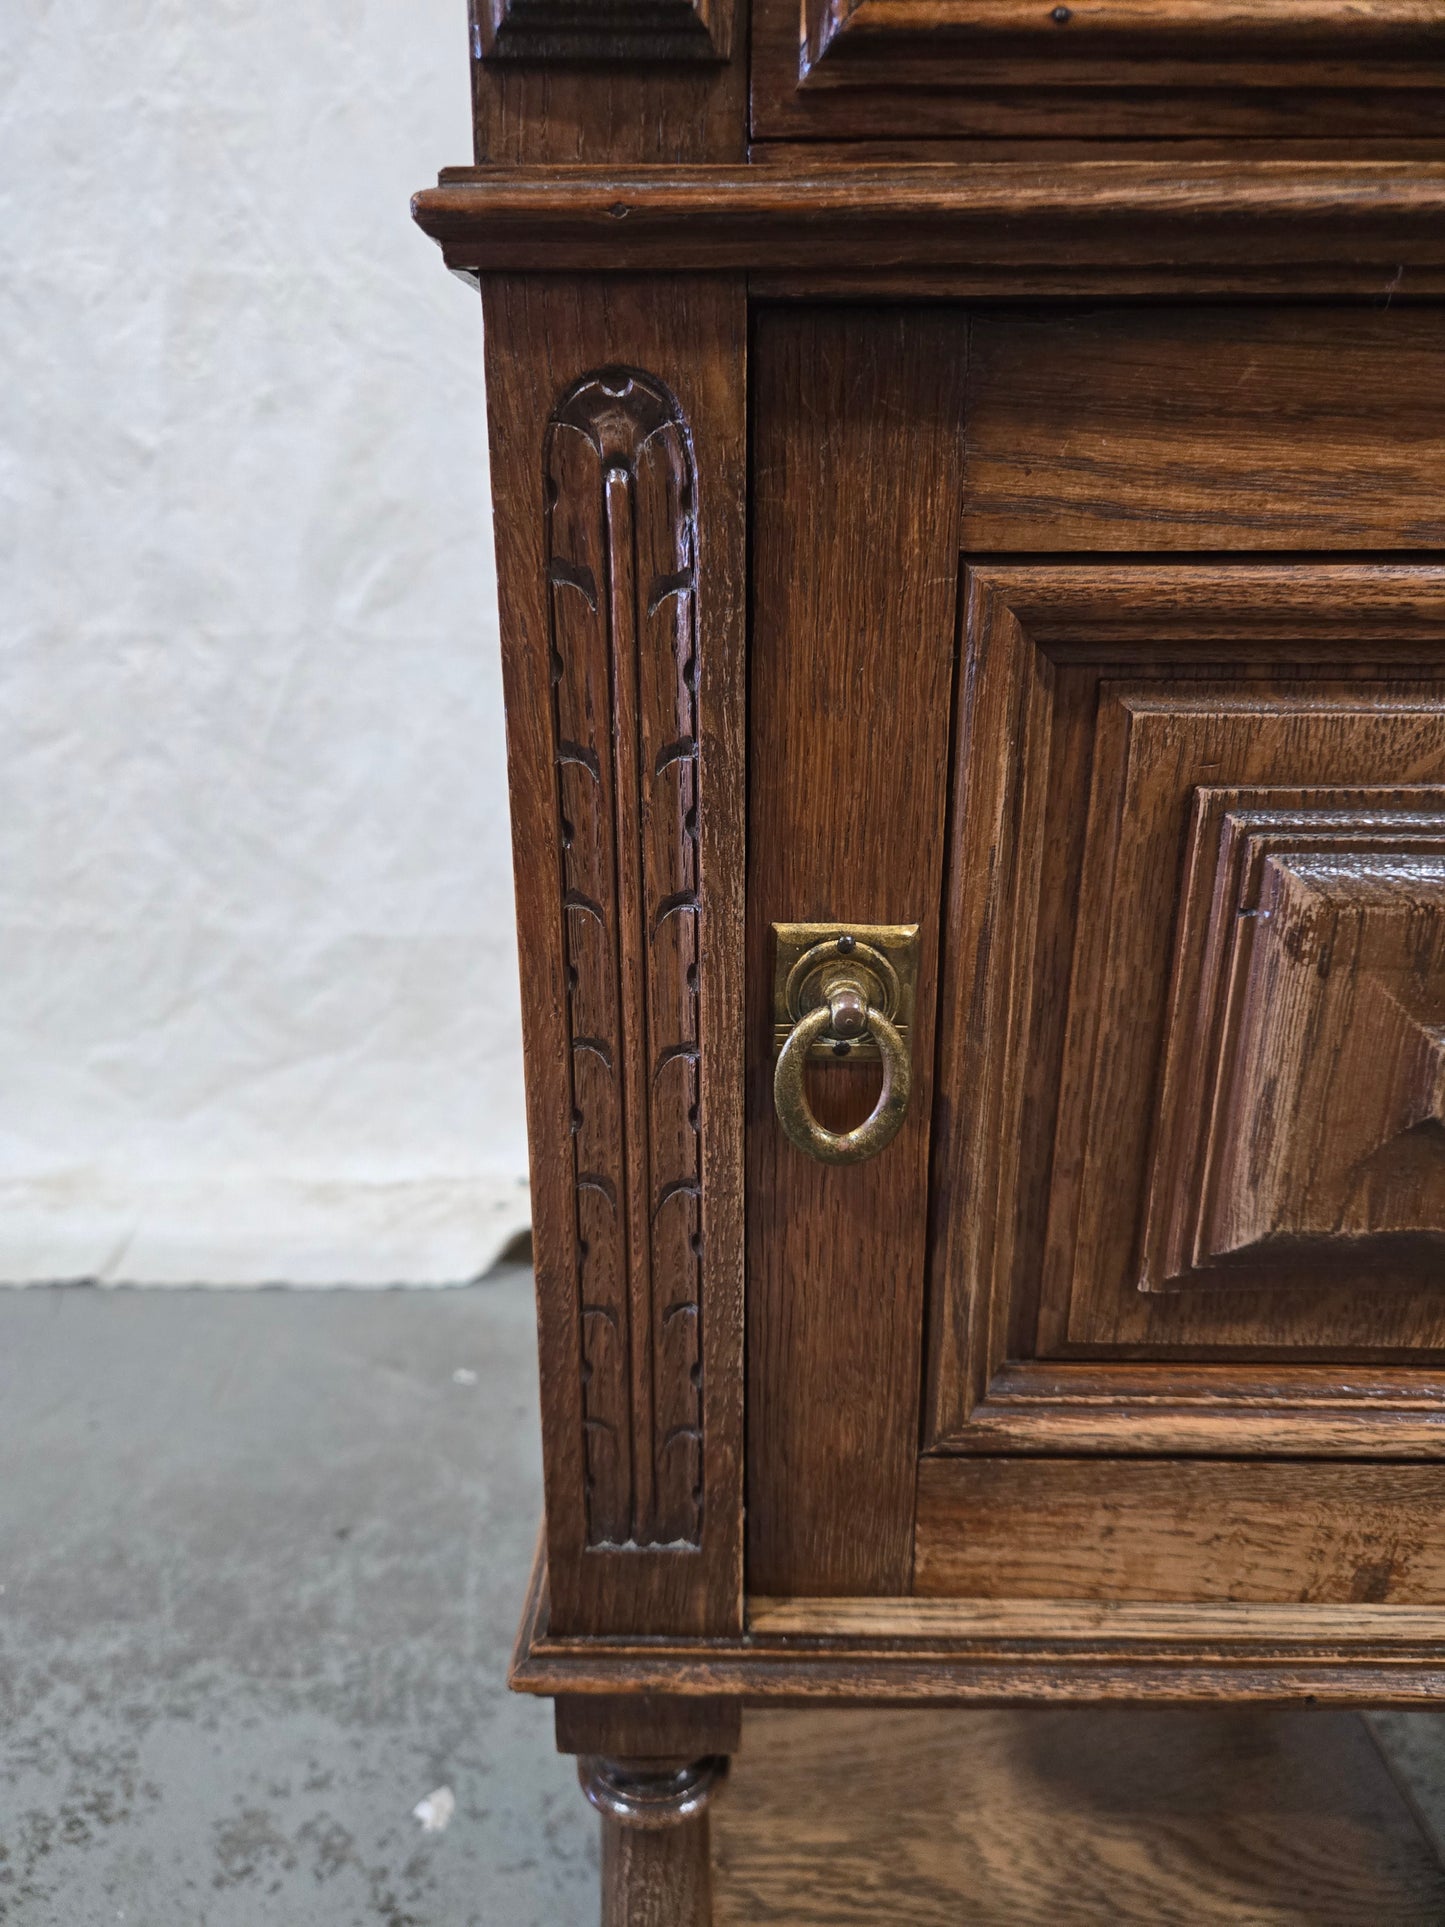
[579,1756,727,1826]
[1142,789,1445,1291]
[545,368,704,1551]
[477,0,727,63]
[925,563,1445,1452]
[799,0,1445,84]
[414,163,1445,284]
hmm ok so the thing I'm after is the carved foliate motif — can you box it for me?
[545,369,703,1550]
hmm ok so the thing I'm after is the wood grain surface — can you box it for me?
[914,1458,1445,1602]
[415,163,1445,281]
[483,277,746,1637]
[927,558,1445,1475]
[962,308,1445,552]
[745,307,966,1597]
[712,1706,1445,1924]
[465,0,748,165]
[750,0,1445,139]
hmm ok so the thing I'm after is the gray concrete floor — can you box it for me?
[0,1269,594,1927]
[8,1275,1445,1927]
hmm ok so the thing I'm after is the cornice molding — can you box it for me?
[415,160,1445,283]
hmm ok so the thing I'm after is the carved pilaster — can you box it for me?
[545,368,705,1551]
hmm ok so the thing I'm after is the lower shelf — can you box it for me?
[713,1706,1445,1924]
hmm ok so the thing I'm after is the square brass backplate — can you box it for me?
[771,921,919,1064]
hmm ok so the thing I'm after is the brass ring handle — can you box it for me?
[773,980,912,1165]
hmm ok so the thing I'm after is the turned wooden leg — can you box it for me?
[579,1755,728,1927]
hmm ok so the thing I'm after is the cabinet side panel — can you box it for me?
[747,307,967,1595]
[483,276,746,1636]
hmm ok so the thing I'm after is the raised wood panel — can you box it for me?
[913,1458,1445,1602]
[483,278,745,1636]
[466,0,748,165]
[1054,683,1445,1343]
[1142,789,1445,1292]
[927,563,1445,1460]
[751,0,1445,136]
[746,309,967,1597]
[479,0,729,61]
[962,309,1445,552]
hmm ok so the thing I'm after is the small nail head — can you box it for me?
[837,933,856,955]
[1052,5,1070,19]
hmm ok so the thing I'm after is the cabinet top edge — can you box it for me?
[413,159,1445,277]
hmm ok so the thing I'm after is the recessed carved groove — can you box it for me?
[546,366,704,1551]
[548,557,598,607]
[557,740,601,780]
[652,889,700,935]
[655,1041,701,1080]
[649,569,696,615]
[655,735,698,775]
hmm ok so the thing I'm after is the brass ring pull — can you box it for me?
[773,973,912,1165]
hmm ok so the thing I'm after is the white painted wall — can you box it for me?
[0,3,530,1282]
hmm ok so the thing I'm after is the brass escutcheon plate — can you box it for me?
[771,921,919,1065]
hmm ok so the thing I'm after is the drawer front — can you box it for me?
[752,0,1445,139]
[747,303,1445,1600]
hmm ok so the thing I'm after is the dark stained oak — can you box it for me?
[414,162,1445,281]
[508,1540,1445,1704]
[419,6,1445,1914]
[745,308,967,1597]
[913,1458,1445,1603]
[464,0,748,164]
[478,0,730,63]
[750,0,1445,139]
[927,559,1445,1472]
[961,308,1445,552]
[713,1707,1445,1924]
[582,1755,728,1927]
[482,277,747,1638]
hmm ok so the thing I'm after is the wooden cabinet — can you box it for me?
[414,20,1445,1921]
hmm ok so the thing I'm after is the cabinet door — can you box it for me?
[748,304,1445,1604]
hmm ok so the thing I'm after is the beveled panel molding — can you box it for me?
[1142,789,1445,1291]
[478,0,729,61]
[926,562,1445,1458]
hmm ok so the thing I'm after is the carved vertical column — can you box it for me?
[546,369,704,1552]
[481,278,744,1637]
